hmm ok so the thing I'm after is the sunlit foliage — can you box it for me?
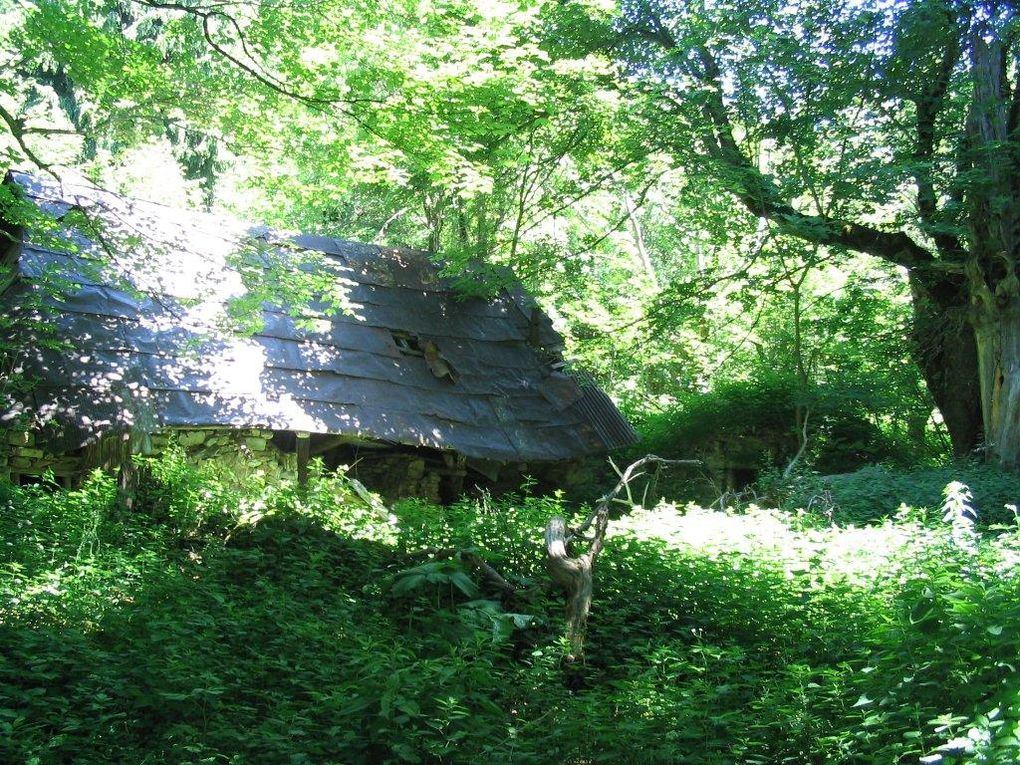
[2,454,1020,763]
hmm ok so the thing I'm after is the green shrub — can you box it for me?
[631,375,941,503]
[789,463,1020,525]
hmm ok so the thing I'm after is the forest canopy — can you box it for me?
[1,0,1019,471]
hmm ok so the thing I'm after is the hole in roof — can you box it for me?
[391,330,424,357]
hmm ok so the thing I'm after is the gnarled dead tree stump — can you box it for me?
[544,455,698,658]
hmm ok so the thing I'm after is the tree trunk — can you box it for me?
[621,188,657,288]
[961,30,1020,469]
[543,456,700,658]
[909,272,983,459]
[544,516,594,658]
[971,288,1020,470]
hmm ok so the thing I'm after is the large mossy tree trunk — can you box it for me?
[973,300,1020,469]
[910,274,983,459]
[962,30,1020,470]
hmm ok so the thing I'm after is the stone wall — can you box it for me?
[0,429,81,485]
[148,428,296,484]
[0,426,452,502]
[347,452,444,503]
[0,425,599,504]
[0,427,296,487]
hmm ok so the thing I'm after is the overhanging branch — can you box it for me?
[627,24,941,274]
[911,13,967,262]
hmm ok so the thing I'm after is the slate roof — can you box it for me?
[0,170,637,461]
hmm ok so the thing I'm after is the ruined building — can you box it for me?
[0,171,636,500]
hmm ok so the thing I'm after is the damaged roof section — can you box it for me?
[0,171,637,462]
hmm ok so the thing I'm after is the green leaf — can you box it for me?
[390,574,427,595]
[448,571,480,598]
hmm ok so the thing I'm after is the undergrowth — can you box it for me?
[780,462,1020,526]
[2,447,1020,763]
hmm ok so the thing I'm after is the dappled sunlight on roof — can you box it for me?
[1,170,637,461]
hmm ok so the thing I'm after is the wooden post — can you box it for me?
[296,431,311,486]
[439,452,467,503]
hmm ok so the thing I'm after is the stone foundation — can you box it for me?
[148,428,296,484]
[0,427,296,487]
[0,427,456,502]
[0,426,599,503]
[0,429,80,486]
[346,453,443,503]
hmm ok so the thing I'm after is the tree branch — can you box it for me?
[0,103,54,172]
[628,26,941,273]
[132,0,381,107]
[912,17,967,261]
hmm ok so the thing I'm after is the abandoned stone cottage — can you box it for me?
[0,171,637,500]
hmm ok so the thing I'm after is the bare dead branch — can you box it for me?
[545,455,699,657]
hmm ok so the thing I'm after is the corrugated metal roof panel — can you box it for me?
[1,170,638,461]
[568,383,639,451]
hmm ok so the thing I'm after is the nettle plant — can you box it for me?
[942,480,978,553]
